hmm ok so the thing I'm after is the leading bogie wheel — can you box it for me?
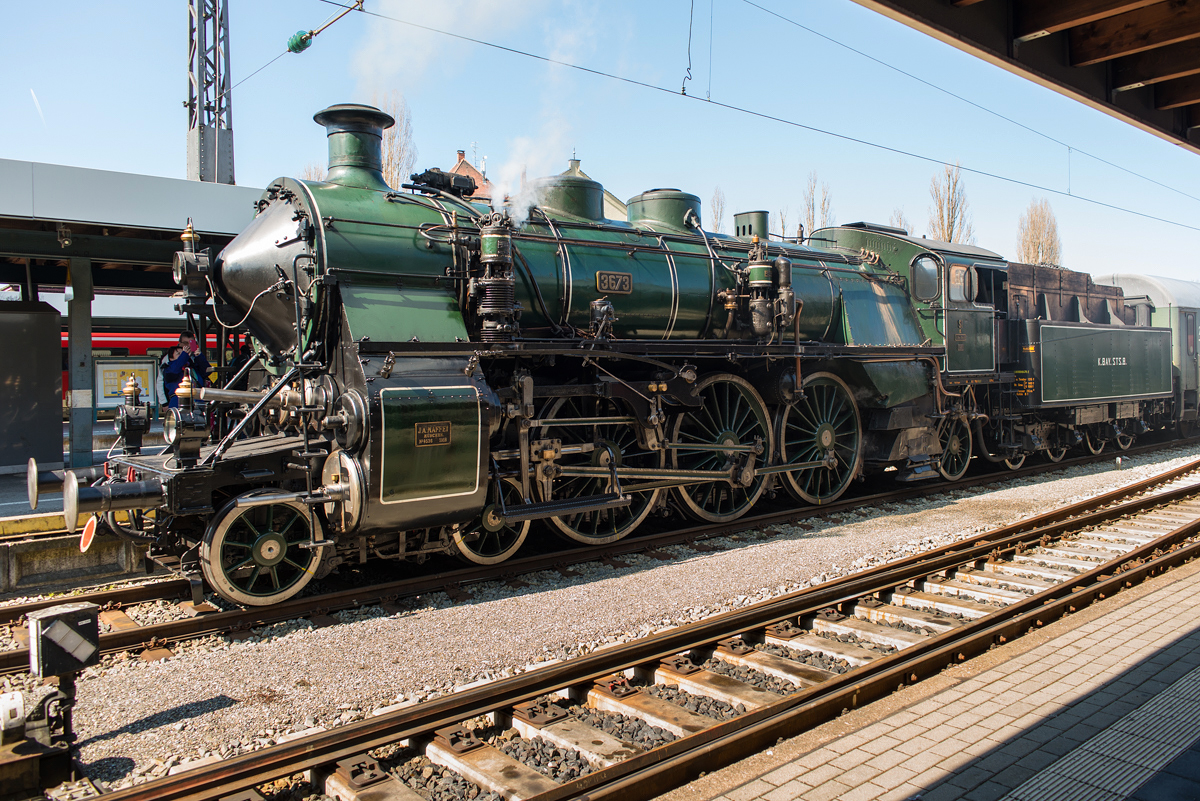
[777,372,862,504]
[539,396,664,544]
[1083,427,1105,455]
[937,415,972,482]
[451,477,529,564]
[201,493,325,606]
[671,373,772,522]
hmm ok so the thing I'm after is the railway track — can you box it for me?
[1,442,1196,675]
[65,455,1200,801]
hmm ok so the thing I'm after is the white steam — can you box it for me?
[352,0,550,96]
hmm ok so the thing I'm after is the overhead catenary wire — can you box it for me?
[317,0,1200,235]
[211,1,362,105]
[739,0,1200,208]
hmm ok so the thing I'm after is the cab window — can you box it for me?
[911,255,939,301]
[948,265,973,303]
[1188,312,1196,356]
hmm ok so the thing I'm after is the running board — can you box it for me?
[501,493,631,524]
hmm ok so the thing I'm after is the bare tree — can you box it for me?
[801,172,817,236]
[772,206,791,239]
[801,171,833,235]
[889,208,911,234]
[1016,197,1063,266]
[710,186,727,234]
[373,90,418,189]
[300,162,326,182]
[928,163,975,244]
[819,182,834,229]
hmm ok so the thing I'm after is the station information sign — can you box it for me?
[93,357,159,409]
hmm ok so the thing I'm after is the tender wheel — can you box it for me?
[1083,427,1106,455]
[936,415,972,482]
[777,373,861,504]
[201,494,324,606]
[671,374,772,522]
[1115,423,1135,451]
[976,418,1025,471]
[539,396,663,544]
[451,477,529,564]
[1044,447,1068,463]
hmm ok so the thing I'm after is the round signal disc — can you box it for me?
[79,515,98,553]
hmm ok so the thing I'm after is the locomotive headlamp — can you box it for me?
[172,249,211,298]
[116,404,150,456]
[165,408,209,467]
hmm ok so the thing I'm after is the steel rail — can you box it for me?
[1,449,1196,672]
[89,461,1200,801]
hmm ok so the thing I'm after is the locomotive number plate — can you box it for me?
[415,421,452,447]
[596,271,633,294]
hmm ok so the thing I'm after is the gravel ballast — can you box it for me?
[19,443,1199,790]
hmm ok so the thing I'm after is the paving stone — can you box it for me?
[839,763,883,787]
[866,748,911,772]
[725,779,774,801]
[859,734,903,756]
[871,764,919,790]
[762,780,812,801]
[804,779,852,801]
[760,760,807,786]
[830,748,876,770]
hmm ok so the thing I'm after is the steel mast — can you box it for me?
[186,0,234,183]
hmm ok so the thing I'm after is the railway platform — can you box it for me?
[660,550,1200,801]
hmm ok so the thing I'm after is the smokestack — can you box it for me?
[312,103,395,190]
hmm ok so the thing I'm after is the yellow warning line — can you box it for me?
[0,512,82,537]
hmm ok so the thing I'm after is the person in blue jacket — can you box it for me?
[161,331,211,409]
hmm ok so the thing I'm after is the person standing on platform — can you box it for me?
[161,331,211,409]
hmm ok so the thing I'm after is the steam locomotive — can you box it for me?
[29,103,1193,606]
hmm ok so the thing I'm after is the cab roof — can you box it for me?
[817,222,1004,262]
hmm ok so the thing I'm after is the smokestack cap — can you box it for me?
[313,103,395,190]
[313,103,395,136]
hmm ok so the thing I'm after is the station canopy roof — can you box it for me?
[0,158,262,294]
[850,0,1200,154]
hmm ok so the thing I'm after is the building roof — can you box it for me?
[0,158,261,234]
[848,1,1200,156]
[0,158,261,292]
[448,151,493,202]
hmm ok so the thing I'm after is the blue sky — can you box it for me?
[4,0,1200,280]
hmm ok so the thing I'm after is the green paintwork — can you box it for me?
[816,225,1005,363]
[627,190,702,231]
[535,176,605,221]
[290,175,927,348]
[379,386,481,503]
[342,283,467,343]
[837,274,926,346]
[748,264,773,282]
[1031,323,1172,405]
[861,361,931,408]
[945,306,994,372]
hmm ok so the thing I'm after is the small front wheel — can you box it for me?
[201,494,324,606]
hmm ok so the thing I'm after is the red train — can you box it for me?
[59,331,223,406]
